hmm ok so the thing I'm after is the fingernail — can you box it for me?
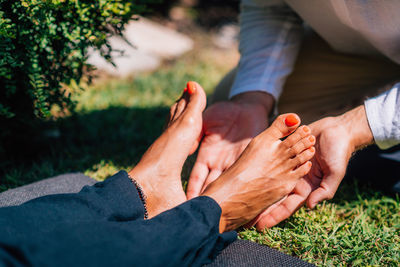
[187,81,196,95]
[284,114,299,127]
[309,136,315,142]
[303,126,310,133]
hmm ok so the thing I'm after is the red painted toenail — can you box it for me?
[284,114,299,127]
[184,87,188,92]
[187,81,196,95]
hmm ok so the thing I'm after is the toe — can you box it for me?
[287,134,315,157]
[169,87,187,124]
[174,97,188,122]
[169,102,178,124]
[262,113,301,140]
[185,81,207,116]
[169,82,206,125]
[282,125,311,149]
[290,147,315,168]
[292,161,313,177]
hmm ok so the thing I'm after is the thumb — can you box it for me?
[307,172,343,209]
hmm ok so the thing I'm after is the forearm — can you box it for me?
[230,0,303,100]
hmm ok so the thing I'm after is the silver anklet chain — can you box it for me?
[128,174,149,219]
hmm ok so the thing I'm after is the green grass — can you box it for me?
[1,46,399,266]
[240,184,400,266]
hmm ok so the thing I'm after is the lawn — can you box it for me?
[1,33,399,266]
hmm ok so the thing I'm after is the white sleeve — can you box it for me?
[229,0,304,100]
[365,83,400,149]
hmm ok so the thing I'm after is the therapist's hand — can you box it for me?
[186,92,274,199]
[253,105,374,230]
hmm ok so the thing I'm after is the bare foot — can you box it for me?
[202,114,316,232]
[128,81,206,218]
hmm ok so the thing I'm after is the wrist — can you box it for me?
[231,91,275,117]
[338,105,374,150]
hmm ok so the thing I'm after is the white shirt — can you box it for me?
[230,0,400,149]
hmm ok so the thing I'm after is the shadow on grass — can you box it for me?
[0,106,171,191]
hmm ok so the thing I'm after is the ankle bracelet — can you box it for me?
[128,175,149,219]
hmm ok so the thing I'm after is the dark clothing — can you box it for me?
[0,171,236,267]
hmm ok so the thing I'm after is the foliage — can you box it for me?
[0,0,151,138]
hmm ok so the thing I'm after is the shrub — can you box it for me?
[0,0,153,137]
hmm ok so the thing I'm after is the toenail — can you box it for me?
[284,114,299,127]
[183,87,188,93]
[303,126,310,133]
[309,147,315,153]
[187,81,196,94]
[309,136,315,142]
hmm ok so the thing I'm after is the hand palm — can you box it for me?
[187,101,268,198]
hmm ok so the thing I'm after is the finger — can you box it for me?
[306,172,343,209]
[243,196,287,228]
[255,178,313,230]
[255,193,305,230]
[200,169,223,193]
[187,162,209,199]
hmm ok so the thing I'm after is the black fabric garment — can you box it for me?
[0,171,236,267]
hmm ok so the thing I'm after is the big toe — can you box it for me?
[169,81,206,153]
[184,81,207,117]
[262,113,301,139]
[169,81,207,124]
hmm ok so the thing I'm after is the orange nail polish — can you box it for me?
[303,126,310,133]
[187,81,196,95]
[284,114,299,127]
[309,147,315,153]
[309,136,315,142]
